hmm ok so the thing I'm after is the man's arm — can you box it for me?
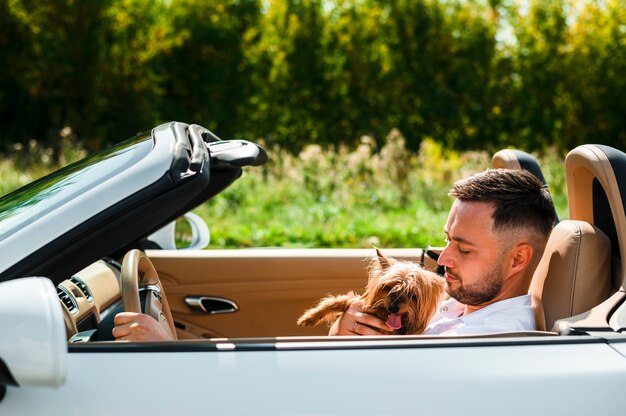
[328,301,391,336]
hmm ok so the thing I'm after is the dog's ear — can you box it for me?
[375,248,391,271]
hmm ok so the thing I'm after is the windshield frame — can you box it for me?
[0,133,154,241]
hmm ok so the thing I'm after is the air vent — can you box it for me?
[57,287,78,314]
[70,276,93,301]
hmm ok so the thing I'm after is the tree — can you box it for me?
[158,0,262,139]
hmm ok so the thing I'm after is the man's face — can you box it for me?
[437,200,508,306]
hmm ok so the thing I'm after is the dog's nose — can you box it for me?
[389,303,400,314]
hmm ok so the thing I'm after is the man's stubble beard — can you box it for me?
[446,261,504,306]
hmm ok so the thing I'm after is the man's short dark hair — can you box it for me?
[449,169,557,240]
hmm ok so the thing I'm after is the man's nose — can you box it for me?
[437,245,452,267]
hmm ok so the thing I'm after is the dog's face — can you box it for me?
[360,249,446,335]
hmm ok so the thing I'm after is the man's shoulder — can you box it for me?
[461,294,534,332]
[426,294,535,335]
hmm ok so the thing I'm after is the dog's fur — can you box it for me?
[297,249,446,335]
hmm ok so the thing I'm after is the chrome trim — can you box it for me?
[185,296,239,314]
[57,285,78,315]
[139,285,161,301]
[69,329,97,343]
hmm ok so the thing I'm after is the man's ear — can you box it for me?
[375,248,391,271]
[508,243,533,277]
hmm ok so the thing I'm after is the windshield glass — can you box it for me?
[0,132,154,239]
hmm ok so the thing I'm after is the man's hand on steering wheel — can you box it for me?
[112,312,174,341]
[113,249,177,341]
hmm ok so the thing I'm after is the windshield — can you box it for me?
[0,133,154,240]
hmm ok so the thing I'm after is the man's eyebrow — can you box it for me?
[443,231,477,246]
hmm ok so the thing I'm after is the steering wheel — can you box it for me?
[120,249,178,340]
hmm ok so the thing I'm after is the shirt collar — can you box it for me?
[438,293,532,321]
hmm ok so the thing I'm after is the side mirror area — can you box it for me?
[147,212,210,250]
[0,277,67,395]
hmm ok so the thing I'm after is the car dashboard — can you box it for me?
[56,260,122,340]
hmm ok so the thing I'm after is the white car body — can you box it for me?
[2,276,626,415]
[1,277,625,415]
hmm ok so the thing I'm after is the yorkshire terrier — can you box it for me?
[297,248,446,335]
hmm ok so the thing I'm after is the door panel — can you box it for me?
[147,248,427,338]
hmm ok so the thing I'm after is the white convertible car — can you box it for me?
[1,122,625,415]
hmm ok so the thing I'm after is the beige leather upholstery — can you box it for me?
[565,145,626,291]
[530,220,612,331]
[538,144,626,333]
[492,149,523,170]
[492,149,549,189]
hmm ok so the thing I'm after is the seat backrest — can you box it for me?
[565,144,626,292]
[530,220,612,331]
[533,144,626,333]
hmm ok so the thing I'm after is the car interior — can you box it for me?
[556,145,626,333]
[495,145,625,333]
[56,144,626,343]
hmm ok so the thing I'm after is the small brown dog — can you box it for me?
[297,248,446,335]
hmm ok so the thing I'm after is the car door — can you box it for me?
[3,334,626,415]
[147,247,439,338]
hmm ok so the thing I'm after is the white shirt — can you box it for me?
[422,294,535,335]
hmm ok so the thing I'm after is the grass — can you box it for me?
[0,132,569,249]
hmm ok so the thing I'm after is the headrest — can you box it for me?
[492,149,549,186]
[530,220,612,332]
[565,145,626,290]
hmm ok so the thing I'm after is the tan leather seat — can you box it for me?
[492,149,549,186]
[532,145,626,333]
[530,220,611,331]
[565,145,626,290]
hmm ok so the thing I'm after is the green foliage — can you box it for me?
[243,0,334,150]
[0,137,87,196]
[95,0,173,148]
[381,0,498,150]
[0,135,570,248]
[159,0,261,137]
[562,0,626,148]
[194,135,567,248]
[0,0,625,154]
[0,0,109,153]
[503,0,571,148]
[0,0,171,153]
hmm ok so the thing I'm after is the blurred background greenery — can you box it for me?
[0,131,569,248]
[0,0,621,247]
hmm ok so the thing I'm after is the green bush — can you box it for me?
[0,1,624,154]
[0,133,569,248]
[195,134,568,248]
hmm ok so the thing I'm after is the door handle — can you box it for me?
[185,296,239,314]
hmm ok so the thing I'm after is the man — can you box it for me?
[113,168,557,341]
[329,168,557,336]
